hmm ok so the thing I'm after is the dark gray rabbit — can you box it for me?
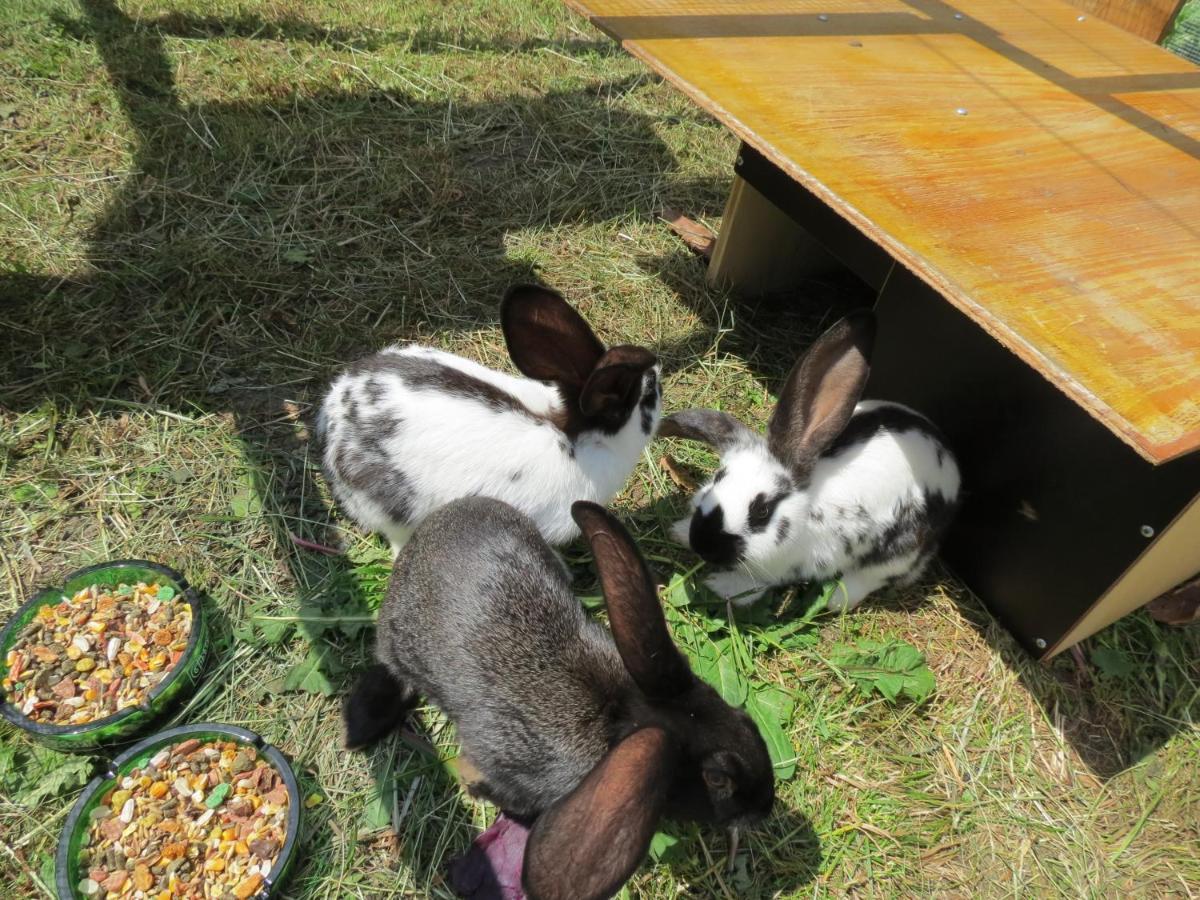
[343,497,774,900]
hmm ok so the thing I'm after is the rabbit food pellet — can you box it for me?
[77,738,289,899]
[2,582,191,725]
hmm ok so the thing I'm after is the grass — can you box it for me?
[1,0,1198,897]
[1166,0,1200,64]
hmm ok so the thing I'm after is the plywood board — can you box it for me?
[707,175,841,290]
[1069,0,1183,42]
[565,0,1200,463]
[1050,492,1200,654]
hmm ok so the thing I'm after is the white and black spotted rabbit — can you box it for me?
[660,310,960,610]
[344,497,775,900]
[316,285,661,552]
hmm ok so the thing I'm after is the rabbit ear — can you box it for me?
[571,502,692,699]
[767,310,875,475]
[523,727,675,900]
[657,409,755,452]
[580,346,657,417]
[502,285,606,387]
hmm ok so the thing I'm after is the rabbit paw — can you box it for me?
[384,525,414,559]
[705,570,766,607]
[669,515,691,547]
[825,572,883,612]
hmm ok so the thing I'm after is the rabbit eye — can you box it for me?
[747,490,787,533]
[703,769,735,800]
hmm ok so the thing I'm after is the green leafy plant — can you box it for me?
[745,684,798,779]
[9,481,59,505]
[235,546,390,697]
[659,571,822,781]
[648,829,689,864]
[693,636,750,707]
[280,646,343,696]
[233,598,295,645]
[0,742,94,807]
[227,471,263,519]
[360,765,396,832]
[1091,646,1136,679]
[828,638,937,703]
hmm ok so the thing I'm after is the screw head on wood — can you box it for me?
[954,12,964,19]
[1077,15,1086,21]
[955,108,969,116]
[1035,638,1047,649]
[1140,524,1155,538]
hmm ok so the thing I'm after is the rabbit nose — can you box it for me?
[689,507,746,566]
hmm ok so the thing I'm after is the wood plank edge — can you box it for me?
[1046,491,1200,657]
[560,2,1195,465]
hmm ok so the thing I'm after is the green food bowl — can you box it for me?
[0,560,208,752]
[56,723,302,900]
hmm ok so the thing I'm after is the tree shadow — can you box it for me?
[581,0,1200,168]
[1,0,724,672]
[0,1,731,891]
[74,8,622,57]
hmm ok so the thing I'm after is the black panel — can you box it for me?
[734,142,895,291]
[866,267,1200,656]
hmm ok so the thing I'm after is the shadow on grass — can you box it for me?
[643,247,876,388]
[961,596,1200,779]
[0,0,730,892]
[646,804,820,896]
[750,805,822,891]
[77,9,623,57]
[353,724,473,896]
[2,0,724,662]
[353,725,822,897]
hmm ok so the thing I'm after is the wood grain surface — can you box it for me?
[1069,0,1183,42]
[565,0,1200,463]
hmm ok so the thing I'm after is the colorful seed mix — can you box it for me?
[77,738,290,899]
[2,582,191,725]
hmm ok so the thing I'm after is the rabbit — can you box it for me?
[343,496,775,900]
[315,284,661,554]
[659,309,960,611]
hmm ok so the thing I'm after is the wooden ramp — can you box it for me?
[565,0,1200,465]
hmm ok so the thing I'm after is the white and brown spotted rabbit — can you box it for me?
[316,285,660,552]
[660,310,960,610]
